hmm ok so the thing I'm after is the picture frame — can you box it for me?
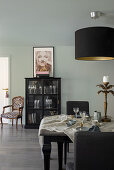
[33,47,54,77]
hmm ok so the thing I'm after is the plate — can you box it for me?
[76,126,89,132]
[66,120,76,127]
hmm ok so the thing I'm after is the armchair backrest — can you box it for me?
[74,132,114,170]
[67,101,89,115]
[12,96,24,111]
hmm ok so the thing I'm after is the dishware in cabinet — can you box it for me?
[25,77,61,129]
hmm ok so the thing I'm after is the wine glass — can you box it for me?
[48,99,52,108]
[34,84,36,94]
[46,97,49,108]
[46,97,52,108]
[31,85,34,94]
[53,85,56,94]
[49,85,52,94]
[39,85,42,94]
[44,86,46,94]
[37,100,40,109]
[80,111,86,126]
[73,107,79,118]
[28,85,31,94]
[34,100,37,108]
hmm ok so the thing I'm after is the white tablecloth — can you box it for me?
[38,115,114,145]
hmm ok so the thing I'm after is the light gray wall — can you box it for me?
[0,46,114,124]
[1,0,114,46]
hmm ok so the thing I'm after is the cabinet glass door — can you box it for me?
[43,79,59,116]
[27,80,43,94]
[44,80,58,94]
[27,79,43,125]
[27,110,42,125]
[25,78,61,128]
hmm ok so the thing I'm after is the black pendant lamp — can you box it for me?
[75,27,114,61]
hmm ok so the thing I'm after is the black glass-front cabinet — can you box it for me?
[25,77,61,129]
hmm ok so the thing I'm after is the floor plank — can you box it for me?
[0,125,73,170]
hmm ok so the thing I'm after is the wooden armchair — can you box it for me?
[1,96,24,128]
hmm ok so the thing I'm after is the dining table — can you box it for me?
[38,114,114,170]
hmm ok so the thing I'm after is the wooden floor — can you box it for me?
[0,125,73,170]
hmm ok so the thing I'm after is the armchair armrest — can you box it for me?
[3,105,12,109]
[3,105,12,114]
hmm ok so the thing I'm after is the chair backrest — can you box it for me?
[66,101,89,115]
[12,96,24,111]
[74,132,114,170]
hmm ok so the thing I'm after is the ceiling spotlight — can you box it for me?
[90,11,104,19]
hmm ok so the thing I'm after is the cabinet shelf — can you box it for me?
[25,77,61,129]
[27,108,43,110]
[44,93,58,95]
[27,107,58,110]
[27,93,58,95]
[44,108,57,110]
[27,93,43,95]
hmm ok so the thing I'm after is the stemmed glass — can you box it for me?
[28,85,32,94]
[53,85,56,94]
[46,97,52,108]
[33,84,36,94]
[73,107,79,118]
[49,85,52,94]
[31,85,34,94]
[39,85,42,94]
[80,111,86,127]
[48,99,52,108]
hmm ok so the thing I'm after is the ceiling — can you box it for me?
[0,0,114,46]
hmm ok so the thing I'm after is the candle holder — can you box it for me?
[96,82,114,122]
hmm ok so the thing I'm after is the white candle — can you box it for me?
[103,76,109,83]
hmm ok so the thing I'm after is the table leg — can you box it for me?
[64,142,67,165]
[57,142,63,170]
[42,143,51,170]
[67,143,69,152]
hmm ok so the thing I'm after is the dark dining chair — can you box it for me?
[66,132,114,170]
[66,101,89,115]
[64,101,89,164]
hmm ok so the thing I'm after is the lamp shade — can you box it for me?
[75,27,114,60]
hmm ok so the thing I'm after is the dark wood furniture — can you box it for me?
[40,116,114,170]
[1,96,24,128]
[64,101,89,164]
[67,101,89,115]
[25,77,61,129]
[66,132,114,170]
[41,131,72,170]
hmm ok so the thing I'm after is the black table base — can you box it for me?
[42,135,72,170]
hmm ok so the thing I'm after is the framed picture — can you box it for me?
[33,47,54,77]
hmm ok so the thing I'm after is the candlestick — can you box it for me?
[96,81,114,122]
[103,76,109,83]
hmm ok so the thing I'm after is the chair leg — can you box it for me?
[67,143,69,152]
[1,117,3,128]
[21,117,22,128]
[12,119,13,126]
[16,119,18,129]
